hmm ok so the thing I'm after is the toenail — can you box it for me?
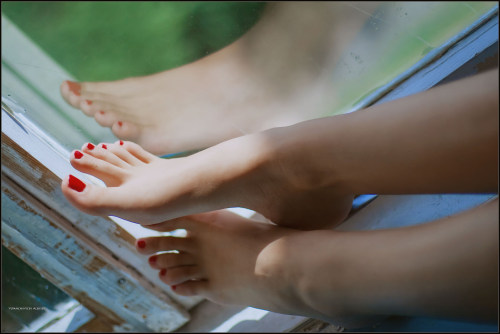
[87,143,95,150]
[160,269,167,276]
[68,174,86,192]
[74,151,83,159]
[171,285,177,291]
[149,256,157,263]
[85,100,92,105]
[99,111,105,115]
[101,144,107,150]
[118,121,123,127]
[137,240,146,248]
[119,140,124,145]
[67,81,81,96]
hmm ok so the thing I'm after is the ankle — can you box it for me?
[264,122,347,193]
[254,230,317,314]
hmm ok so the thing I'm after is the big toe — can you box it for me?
[61,173,136,218]
[60,80,84,109]
[61,174,112,216]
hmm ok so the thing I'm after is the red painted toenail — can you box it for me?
[85,100,92,105]
[67,81,81,96]
[137,240,146,248]
[99,111,105,115]
[119,140,124,145]
[160,269,167,276]
[87,143,95,150]
[172,285,177,291]
[101,144,107,149]
[118,121,123,126]
[149,256,157,263]
[74,151,83,159]
[68,174,86,192]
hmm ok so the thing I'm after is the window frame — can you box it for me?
[2,5,498,332]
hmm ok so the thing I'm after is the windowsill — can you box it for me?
[2,5,498,332]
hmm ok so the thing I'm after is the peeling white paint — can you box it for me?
[112,323,136,332]
[2,188,190,332]
[2,109,203,310]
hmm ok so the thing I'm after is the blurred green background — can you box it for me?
[2,1,266,81]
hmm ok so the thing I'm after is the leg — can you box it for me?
[60,2,378,156]
[61,137,353,229]
[137,198,498,326]
[61,70,497,229]
[272,68,499,194]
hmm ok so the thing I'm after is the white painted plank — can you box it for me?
[2,178,190,332]
[1,65,91,147]
[1,14,116,145]
[1,108,203,309]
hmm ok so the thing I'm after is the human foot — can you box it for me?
[135,210,315,316]
[138,200,499,326]
[136,210,386,327]
[60,3,375,156]
[59,47,336,156]
[61,133,353,229]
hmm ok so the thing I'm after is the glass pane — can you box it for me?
[1,246,74,332]
[2,2,265,81]
[330,2,497,113]
[1,2,496,155]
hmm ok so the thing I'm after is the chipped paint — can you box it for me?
[2,178,190,331]
[2,134,55,193]
[2,123,203,310]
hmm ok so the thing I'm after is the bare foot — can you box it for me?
[61,134,353,229]
[137,199,499,326]
[60,3,376,156]
[59,42,336,156]
[136,210,309,314]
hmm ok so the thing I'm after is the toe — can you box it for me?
[148,252,196,269]
[119,141,159,163]
[79,99,97,116]
[160,266,203,286]
[61,174,120,216]
[70,149,128,186]
[81,142,130,168]
[111,121,141,141]
[94,110,119,127]
[60,80,82,109]
[172,280,209,297]
[106,142,147,166]
[136,236,195,255]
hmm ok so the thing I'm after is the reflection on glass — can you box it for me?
[1,246,73,332]
[330,2,497,113]
[1,2,496,155]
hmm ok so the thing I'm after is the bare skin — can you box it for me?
[136,199,498,326]
[60,69,498,325]
[61,69,498,230]
[61,138,353,229]
[60,2,378,156]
